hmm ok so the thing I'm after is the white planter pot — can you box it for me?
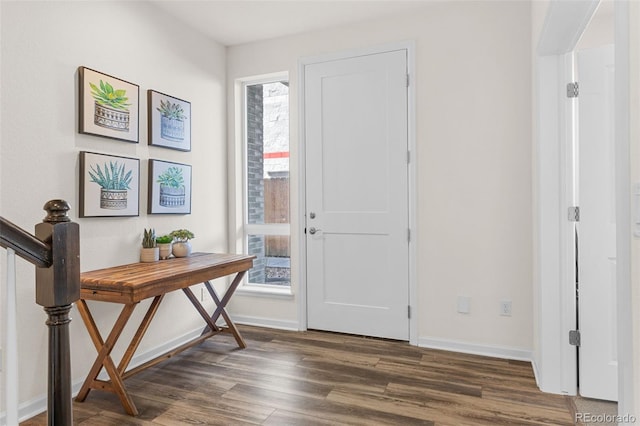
[140,247,159,263]
[158,243,172,260]
[172,241,191,258]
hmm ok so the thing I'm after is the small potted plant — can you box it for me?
[140,228,159,262]
[169,229,194,258]
[156,234,173,260]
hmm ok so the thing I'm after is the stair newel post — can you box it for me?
[35,200,80,426]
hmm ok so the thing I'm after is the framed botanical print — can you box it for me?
[148,90,191,151]
[79,67,139,143]
[79,151,140,217]
[148,159,192,214]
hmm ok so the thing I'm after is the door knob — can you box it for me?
[308,227,321,235]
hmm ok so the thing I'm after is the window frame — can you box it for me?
[239,75,292,293]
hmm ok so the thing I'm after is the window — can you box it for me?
[244,79,290,287]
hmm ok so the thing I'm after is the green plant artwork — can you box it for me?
[157,100,187,121]
[88,161,132,190]
[90,80,130,111]
[157,167,184,188]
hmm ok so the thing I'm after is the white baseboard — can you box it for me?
[418,336,533,362]
[531,357,541,388]
[232,314,299,331]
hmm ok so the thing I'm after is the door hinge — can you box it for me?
[569,329,581,347]
[567,82,579,98]
[568,206,580,222]
[407,150,411,164]
[406,74,410,87]
[408,305,411,319]
[407,228,411,243]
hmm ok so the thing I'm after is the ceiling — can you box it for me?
[148,1,433,46]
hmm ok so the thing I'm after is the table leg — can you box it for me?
[118,295,164,375]
[203,271,247,348]
[182,287,220,332]
[75,300,139,416]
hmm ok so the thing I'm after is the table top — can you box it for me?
[80,252,255,303]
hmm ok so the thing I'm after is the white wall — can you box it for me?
[0,0,227,417]
[227,1,533,354]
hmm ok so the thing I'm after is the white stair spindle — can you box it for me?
[4,248,18,426]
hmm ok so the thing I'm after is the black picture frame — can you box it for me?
[79,151,140,217]
[78,66,140,143]
[148,159,192,214]
[147,90,191,151]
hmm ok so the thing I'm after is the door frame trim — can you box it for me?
[535,0,598,397]
[297,41,418,344]
[536,0,633,410]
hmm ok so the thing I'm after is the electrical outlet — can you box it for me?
[500,301,512,316]
[200,287,205,302]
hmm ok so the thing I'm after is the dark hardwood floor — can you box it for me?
[23,325,575,425]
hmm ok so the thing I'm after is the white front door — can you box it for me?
[304,49,409,340]
[577,44,617,401]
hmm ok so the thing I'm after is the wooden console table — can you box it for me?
[75,252,255,416]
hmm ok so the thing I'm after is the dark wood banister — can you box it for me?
[0,216,52,268]
[0,199,79,426]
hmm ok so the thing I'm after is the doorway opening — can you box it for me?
[572,0,617,402]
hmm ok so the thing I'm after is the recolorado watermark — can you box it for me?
[576,412,637,423]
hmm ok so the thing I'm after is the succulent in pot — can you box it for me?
[140,228,159,262]
[157,167,186,207]
[169,229,194,258]
[157,100,187,121]
[90,79,131,132]
[88,161,132,210]
[157,100,188,141]
[156,234,173,260]
[156,235,173,244]
[90,80,131,111]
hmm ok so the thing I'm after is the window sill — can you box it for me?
[235,284,294,299]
